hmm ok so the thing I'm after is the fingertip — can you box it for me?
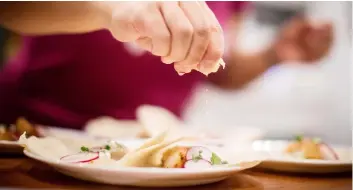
[174,62,193,75]
[161,57,174,64]
[195,67,209,76]
[178,72,185,76]
[198,60,219,76]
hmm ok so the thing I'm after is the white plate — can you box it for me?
[23,150,260,187]
[252,140,352,173]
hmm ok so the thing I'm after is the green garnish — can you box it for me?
[105,145,111,150]
[221,161,228,164]
[192,150,203,162]
[295,135,303,142]
[80,146,89,152]
[210,152,223,165]
[211,152,228,165]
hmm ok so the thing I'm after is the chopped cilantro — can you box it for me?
[210,153,228,165]
[295,135,303,142]
[105,145,111,150]
[80,146,89,152]
[210,152,223,165]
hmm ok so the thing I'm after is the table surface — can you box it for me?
[0,156,352,190]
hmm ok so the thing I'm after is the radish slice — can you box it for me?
[320,143,339,160]
[60,152,99,163]
[186,146,213,162]
[184,159,212,169]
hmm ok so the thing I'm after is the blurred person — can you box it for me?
[185,1,350,144]
[0,1,332,129]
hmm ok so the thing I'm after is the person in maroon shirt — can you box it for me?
[0,2,332,129]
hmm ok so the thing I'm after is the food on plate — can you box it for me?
[285,135,339,160]
[16,117,39,138]
[136,105,183,138]
[0,125,16,141]
[84,116,149,138]
[85,105,187,139]
[116,131,228,168]
[19,132,72,160]
[158,146,227,168]
[136,105,209,141]
[0,117,40,141]
[85,105,222,141]
[60,152,99,163]
[19,132,129,165]
[60,140,128,163]
[20,129,229,169]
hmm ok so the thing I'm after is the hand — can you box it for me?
[274,17,333,63]
[99,1,225,76]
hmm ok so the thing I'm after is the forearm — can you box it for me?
[0,2,110,35]
[209,47,277,90]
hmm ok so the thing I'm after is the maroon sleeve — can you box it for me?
[231,1,250,12]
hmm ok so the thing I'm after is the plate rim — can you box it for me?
[0,140,20,146]
[253,140,352,166]
[23,150,260,175]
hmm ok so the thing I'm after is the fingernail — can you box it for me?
[161,57,174,64]
[178,72,185,76]
[165,60,174,64]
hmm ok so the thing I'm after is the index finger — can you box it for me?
[198,2,225,75]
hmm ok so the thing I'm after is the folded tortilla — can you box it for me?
[115,130,184,167]
[19,132,71,161]
[85,116,146,138]
[136,105,183,138]
[18,133,128,162]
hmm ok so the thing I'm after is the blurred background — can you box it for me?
[0,1,351,145]
[184,1,352,145]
